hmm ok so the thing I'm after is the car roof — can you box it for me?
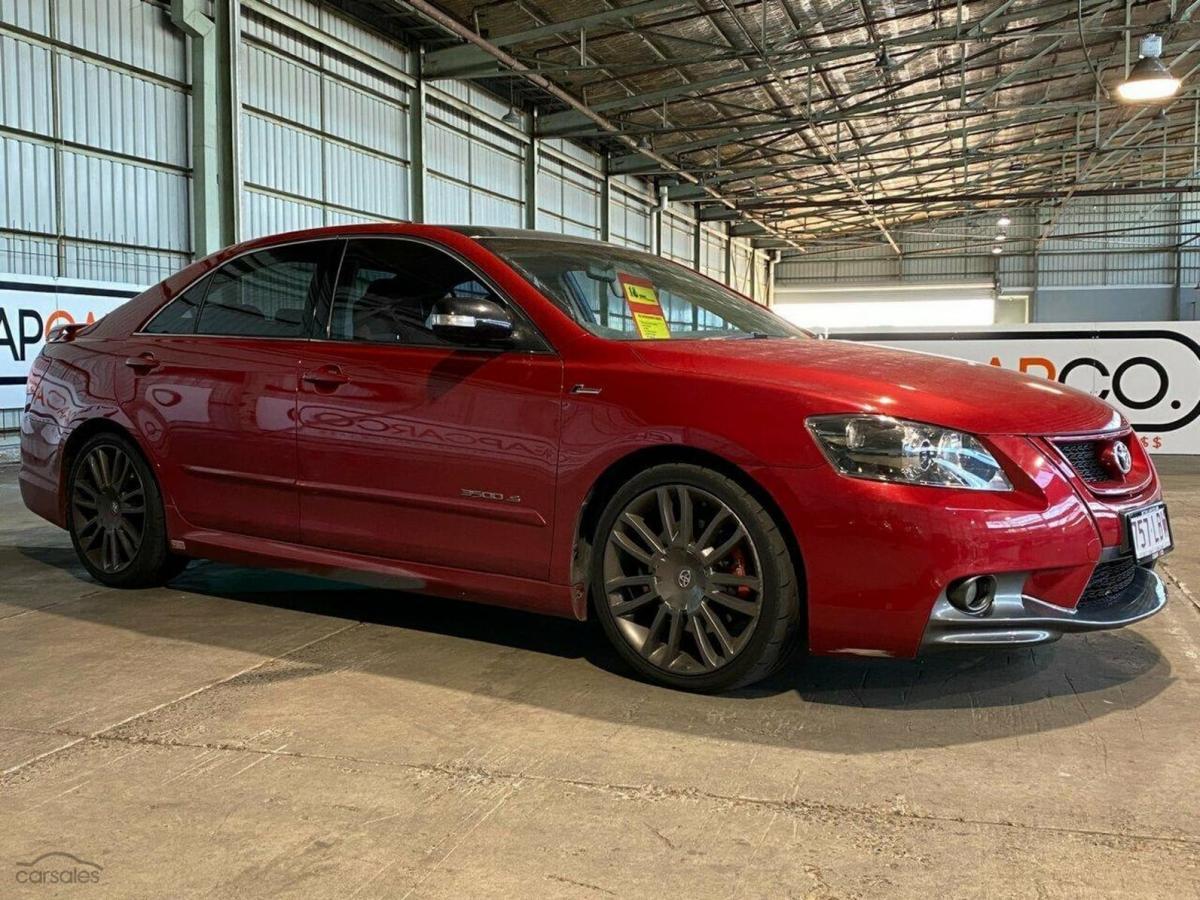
[236,222,603,250]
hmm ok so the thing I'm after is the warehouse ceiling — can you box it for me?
[372,0,1200,253]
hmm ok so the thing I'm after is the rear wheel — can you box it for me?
[591,464,801,692]
[67,432,187,588]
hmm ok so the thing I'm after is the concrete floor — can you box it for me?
[2,463,1199,899]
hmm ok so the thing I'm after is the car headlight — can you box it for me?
[807,415,1012,491]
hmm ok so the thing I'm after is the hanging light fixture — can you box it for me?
[501,108,522,127]
[997,215,1012,227]
[1117,34,1181,103]
[991,246,1003,255]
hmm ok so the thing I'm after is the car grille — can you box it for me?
[1076,556,1139,612]
[1056,439,1109,484]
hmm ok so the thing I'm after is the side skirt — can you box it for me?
[177,528,576,618]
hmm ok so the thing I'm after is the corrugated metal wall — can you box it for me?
[425,79,525,227]
[776,196,1191,321]
[240,0,412,236]
[660,205,696,266]
[700,225,727,282]
[609,176,653,251]
[1,0,767,299]
[1,0,190,283]
[537,138,602,239]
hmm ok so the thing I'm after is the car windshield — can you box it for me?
[480,237,807,341]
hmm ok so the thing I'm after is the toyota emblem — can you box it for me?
[1112,441,1133,475]
[676,569,694,589]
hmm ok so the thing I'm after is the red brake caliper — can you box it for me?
[724,547,752,600]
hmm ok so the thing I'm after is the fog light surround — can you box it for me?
[947,575,997,615]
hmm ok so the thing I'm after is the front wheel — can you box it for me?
[591,464,802,692]
[67,432,188,588]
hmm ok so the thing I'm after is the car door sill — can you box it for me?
[176,527,573,617]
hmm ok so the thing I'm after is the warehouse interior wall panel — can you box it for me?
[0,0,796,295]
[536,140,603,239]
[660,205,696,267]
[777,195,1193,322]
[239,0,412,239]
[0,0,192,284]
[700,225,727,282]
[730,239,756,296]
[608,177,654,252]
[425,89,525,228]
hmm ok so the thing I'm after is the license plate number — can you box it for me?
[1128,504,1172,562]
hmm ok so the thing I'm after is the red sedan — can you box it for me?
[19,225,1171,691]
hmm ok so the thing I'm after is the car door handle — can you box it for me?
[124,353,160,373]
[302,366,350,388]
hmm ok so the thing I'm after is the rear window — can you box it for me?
[143,242,338,337]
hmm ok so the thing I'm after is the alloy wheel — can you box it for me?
[71,443,147,574]
[602,484,764,675]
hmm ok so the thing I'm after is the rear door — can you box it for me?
[295,237,563,580]
[121,239,341,542]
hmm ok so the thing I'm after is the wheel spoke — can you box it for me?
[605,573,654,592]
[87,452,108,490]
[690,617,720,668]
[703,589,758,617]
[657,487,677,545]
[611,590,660,617]
[708,572,762,592]
[704,526,746,566]
[663,611,683,664]
[109,451,125,489]
[677,487,693,546]
[114,524,137,563]
[117,519,141,548]
[620,512,666,557]
[698,601,738,656]
[640,605,668,658]
[77,518,102,547]
[694,507,730,553]
[610,529,654,566]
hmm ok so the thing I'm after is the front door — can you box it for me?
[295,237,563,581]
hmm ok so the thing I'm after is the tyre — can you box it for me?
[590,463,802,692]
[66,431,188,588]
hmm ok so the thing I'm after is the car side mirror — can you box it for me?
[428,295,514,345]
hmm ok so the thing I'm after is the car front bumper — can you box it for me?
[755,433,1170,658]
[920,561,1166,650]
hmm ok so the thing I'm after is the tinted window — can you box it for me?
[143,274,210,334]
[195,243,334,338]
[329,239,511,346]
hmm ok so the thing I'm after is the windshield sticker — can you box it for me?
[618,273,670,339]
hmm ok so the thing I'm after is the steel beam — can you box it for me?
[535,0,1119,135]
[171,0,238,255]
[410,56,427,221]
[422,0,691,77]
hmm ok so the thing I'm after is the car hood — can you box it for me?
[632,337,1122,436]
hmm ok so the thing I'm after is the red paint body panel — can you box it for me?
[294,343,563,580]
[19,224,1168,659]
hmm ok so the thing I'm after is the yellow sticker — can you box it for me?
[624,283,660,307]
[633,312,671,339]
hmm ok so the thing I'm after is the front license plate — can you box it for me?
[1127,503,1172,563]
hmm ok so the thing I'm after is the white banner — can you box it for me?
[832,323,1200,455]
[1,275,140,409]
